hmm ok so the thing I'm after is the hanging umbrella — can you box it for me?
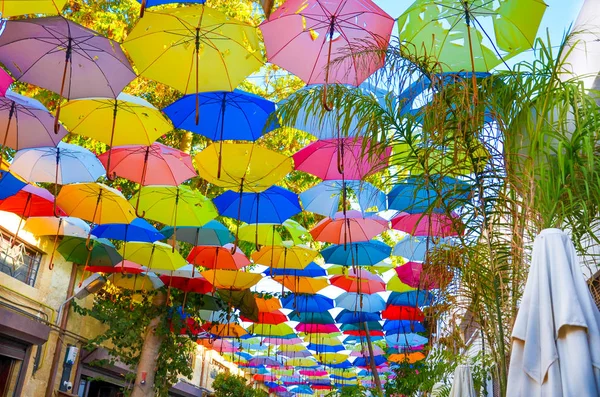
[241,310,288,325]
[288,311,335,325]
[110,272,164,291]
[382,305,425,322]
[98,142,195,188]
[158,272,212,295]
[239,221,311,247]
[252,245,318,270]
[205,323,248,339]
[161,221,233,247]
[248,357,283,368]
[121,241,187,272]
[248,323,296,338]
[272,276,329,294]
[0,91,68,152]
[187,245,250,270]
[135,0,206,17]
[58,236,121,267]
[388,352,426,364]
[259,0,394,108]
[335,293,386,313]
[195,143,292,188]
[201,270,263,290]
[91,218,163,243]
[306,343,344,353]
[131,185,217,245]
[331,271,385,294]
[255,297,282,313]
[385,333,428,348]
[281,294,333,313]
[392,236,448,262]
[448,365,476,397]
[0,17,135,131]
[25,216,90,269]
[86,260,145,275]
[0,69,11,97]
[297,323,339,334]
[293,138,390,180]
[267,262,326,278]
[383,320,426,334]
[300,180,386,218]
[0,0,66,16]
[310,211,388,245]
[395,261,452,290]
[215,186,301,224]
[391,213,462,237]
[387,274,417,293]
[0,171,26,200]
[388,291,435,307]
[123,5,263,124]
[506,229,600,395]
[57,183,136,225]
[61,94,173,174]
[321,241,391,266]
[387,176,471,213]
[284,358,319,369]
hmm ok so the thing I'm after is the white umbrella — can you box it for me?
[449,365,476,397]
[507,228,600,395]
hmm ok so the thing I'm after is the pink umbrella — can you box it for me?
[98,143,196,215]
[260,0,394,108]
[310,210,388,245]
[395,261,450,290]
[391,213,462,237]
[296,323,339,334]
[293,138,390,180]
[299,370,328,376]
[0,69,13,97]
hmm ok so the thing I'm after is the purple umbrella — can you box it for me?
[0,16,135,131]
[0,91,67,152]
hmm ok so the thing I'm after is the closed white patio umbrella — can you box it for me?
[507,228,600,396]
[449,365,476,397]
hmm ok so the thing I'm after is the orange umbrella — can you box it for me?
[188,244,249,270]
[205,323,247,338]
[273,276,329,294]
[256,297,281,312]
[388,352,426,364]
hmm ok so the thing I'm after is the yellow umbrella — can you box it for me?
[387,274,417,293]
[327,262,393,275]
[200,269,262,290]
[252,245,318,271]
[313,353,348,365]
[60,94,173,174]
[123,5,263,123]
[121,241,187,272]
[248,323,295,338]
[195,143,292,190]
[109,272,163,291]
[239,221,312,247]
[284,358,319,368]
[272,276,329,294]
[1,0,66,16]
[57,183,136,225]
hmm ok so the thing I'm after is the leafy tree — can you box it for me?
[212,373,266,397]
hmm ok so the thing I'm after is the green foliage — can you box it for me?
[212,373,265,397]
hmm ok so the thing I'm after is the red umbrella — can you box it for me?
[343,329,384,337]
[241,310,288,325]
[391,213,462,237]
[296,323,339,334]
[382,305,425,322]
[158,274,213,294]
[293,138,390,180]
[85,260,145,274]
[331,271,385,294]
[187,244,250,270]
[310,210,387,245]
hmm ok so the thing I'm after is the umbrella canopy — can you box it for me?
[300,180,386,218]
[206,323,248,339]
[284,358,319,369]
[310,211,388,244]
[267,262,326,278]
[281,294,334,313]
[321,241,391,266]
[248,323,296,338]
[0,0,66,17]
[387,176,471,213]
[187,245,250,270]
[58,236,121,267]
[506,229,600,395]
[164,90,278,141]
[132,185,217,227]
[382,305,425,322]
[214,186,301,224]
[57,183,136,225]
[121,241,187,272]
[241,310,288,325]
[109,272,164,291]
[0,91,68,151]
[296,323,339,334]
[331,272,385,294]
[252,246,318,270]
[383,320,426,334]
[159,273,212,294]
[98,143,195,186]
[201,270,263,290]
[123,5,262,94]
[0,171,26,200]
[0,185,63,217]
[388,352,426,364]
[0,17,134,100]
[10,142,105,185]
[161,221,233,246]
[272,276,329,294]
[91,218,163,243]
[391,213,462,237]
[24,216,90,239]
[0,69,11,97]
[288,311,335,325]
[195,143,292,191]
[385,333,428,348]
[259,0,394,86]
[335,293,386,313]
[87,260,145,275]
[388,291,435,307]
[395,262,451,290]
[392,236,446,262]
[293,138,390,181]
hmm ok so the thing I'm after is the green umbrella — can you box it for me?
[57,236,122,267]
[217,289,259,322]
[340,322,382,332]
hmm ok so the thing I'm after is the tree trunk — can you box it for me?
[179,131,193,154]
[261,0,275,18]
[131,292,167,397]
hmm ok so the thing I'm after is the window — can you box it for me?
[209,360,228,379]
[0,228,42,287]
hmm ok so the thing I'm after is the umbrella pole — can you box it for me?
[106,101,119,181]
[10,194,30,247]
[363,321,383,396]
[194,27,201,125]
[321,19,335,112]
[269,226,275,278]
[217,93,227,179]
[254,194,260,250]
[463,6,479,103]
[172,187,180,253]
[54,38,72,134]
[1,102,15,156]
[135,147,150,218]
[139,0,147,18]
[48,218,63,270]
[53,147,61,218]
[86,192,102,251]
[232,179,244,254]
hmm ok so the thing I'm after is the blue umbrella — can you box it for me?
[214,186,301,224]
[383,320,426,334]
[326,360,353,369]
[306,343,345,353]
[290,386,313,395]
[300,180,386,217]
[336,309,381,324]
[136,0,206,17]
[388,291,435,307]
[266,262,326,277]
[281,294,334,313]
[335,293,386,313]
[385,333,428,348]
[0,171,26,200]
[392,236,446,262]
[331,374,357,380]
[264,381,279,389]
[353,356,387,367]
[321,241,391,266]
[91,218,163,242]
[343,335,383,343]
[161,220,233,246]
[388,176,471,213]
[288,311,335,324]
[164,90,277,141]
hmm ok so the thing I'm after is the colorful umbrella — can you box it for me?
[201,270,263,290]
[321,241,391,266]
[187,245,250,270]
[335,292,386,312]
[281,294,334,313]
[158,273,213,295]
[1,1,66,16]
[195,143,292,188]
[297,323,339,334]
[215,186,301,224]
[252,245,318,270]
[288,311,335,324]
[58,236,121,267]
[387,176,471,213]
[387,274,417,293]
[57,183,136,225]
[241,310,288,325]
[0,17,135,130]
[205,323,248,339]
[272,276,329,294]
[238,220,311,247]
[392,236,446,262]
[395,261,452,290]
[123,5,263,123]
[121,241,187,272]
[260,0,394,108]
[136,0,206,17]
[267,262,326,278]
[0,91,68,151]
[284,358,319,369]
[293,138,390,180]
[108,272,164,291]
[388,291,435,307]
[161,221,233,247]
[0,171,26,200]
[61,94,173,173]
[382,305,425,322]
[300,180,386,217]
[391,213,462,237]
[310,211,388,245]
[86,260,145,275]
[331,272,386,294]
[385,333,428,348]
[383,320,426,334]
[248,323,296,338]
[255,297,282,313]
[0,69,12,97]
[387,352,426,364]
[91,218,163,243]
